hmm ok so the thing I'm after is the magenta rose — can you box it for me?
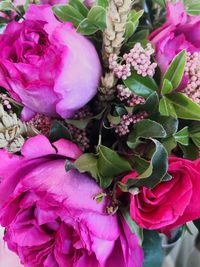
[149,1,200,74]
[0,135,143,267]
[40,0,94,6]
[0,5,101,120]
[121,157,200,231]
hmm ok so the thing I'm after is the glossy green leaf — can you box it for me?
[180,142,199,160]
[53,5,84,26]
[49,121,72,142]
[77,18,98,35]
[159,96,177,118]
[69,0,89,17]
[124,72,158,98]
[190,124,200,147]
[125,10,144,39]
[175,127,189,145]
[127,119,167,148]
[161,79,173,95]
[156,116,178,136]
[142,92,159,114]
[143,230,164,267]
[127,139,168,189]
[162,137,177,155]
[87,6,106,30]
[167,93,200,120]
[163,50,186,90]
[98,145,132,188]
[132,155,149,174]
[74,153,98,180]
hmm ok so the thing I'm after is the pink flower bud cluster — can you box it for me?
[0,94,12,110]
[29,114,52,136]
[109,43,157,80]
[183,52,200,105]
[67,107,92,151]
[117,84,145,107]
[111,111,148,136]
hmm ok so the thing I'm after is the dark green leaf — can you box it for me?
[175,127,189,145]
[162,137,177,154]
[53,5,84,26]
[180,142,199,160]
[159,96,177,118]
[157,116,178,136]
[127,119,167,148]
[77,18,98,35]
[163,50,186,90]
[127,139,168,189]
[143,230,164,267]
[132,155,150,174]
[69,0,89,17]
[74,153,98,180]
[87,6,106,30]
[190,125,200,147]
[124,72,158,98]
[142,92,159,114]
[49,121,72,142]
[167,93,200,120]
[98,145,132,188]
[107,114,121,125]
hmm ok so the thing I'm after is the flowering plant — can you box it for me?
[0,0,199,266]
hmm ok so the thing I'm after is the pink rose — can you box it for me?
[0,135,143,267]
[0,5,101,120]
[14,0,94,7]
[0,227,22,267]
[149,1,200,74]
[122,157,200,231]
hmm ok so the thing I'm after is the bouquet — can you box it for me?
[0,0,199,266]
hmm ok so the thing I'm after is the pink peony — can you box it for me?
[0,135,143,267]
[0,5,101,120]
[122,157,200,231]
[149,1,200,74]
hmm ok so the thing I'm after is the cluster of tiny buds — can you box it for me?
[111,111,148,136]
[29,114,52,137]
[117,84,145,107]
[67,107,92,151]
[184,51,200,105]
[109,43,157,80]
[0,94,12,110]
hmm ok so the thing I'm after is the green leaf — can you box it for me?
[180,142,199,160]
[167,93,200,120]
[0,1,13,11]
[163,50,186,90]
[156,116,178,136]
[77,18,98,35]
[190,124,200,147]
[124,72,158,98]
[121,208,143,245]
[127,119,167,148]
[53,5,84,26]
[68,0,89,17]
[162,137,177,155]
[74,153,98,180]
[142,92,159,115]
[87,6,106,30]
[186,3,200,15]
[132,155,150,174]
[175,127,189,146]
[143,230,164,267]
[126,139,168,189]
[107,114,121,125]
[159,96,177,118]
[161,79,173,95]
[49,121,72,142]
[96,0,108,8]
[193,219,200,232]
[98,145,132,188]
[125,10,144,39]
